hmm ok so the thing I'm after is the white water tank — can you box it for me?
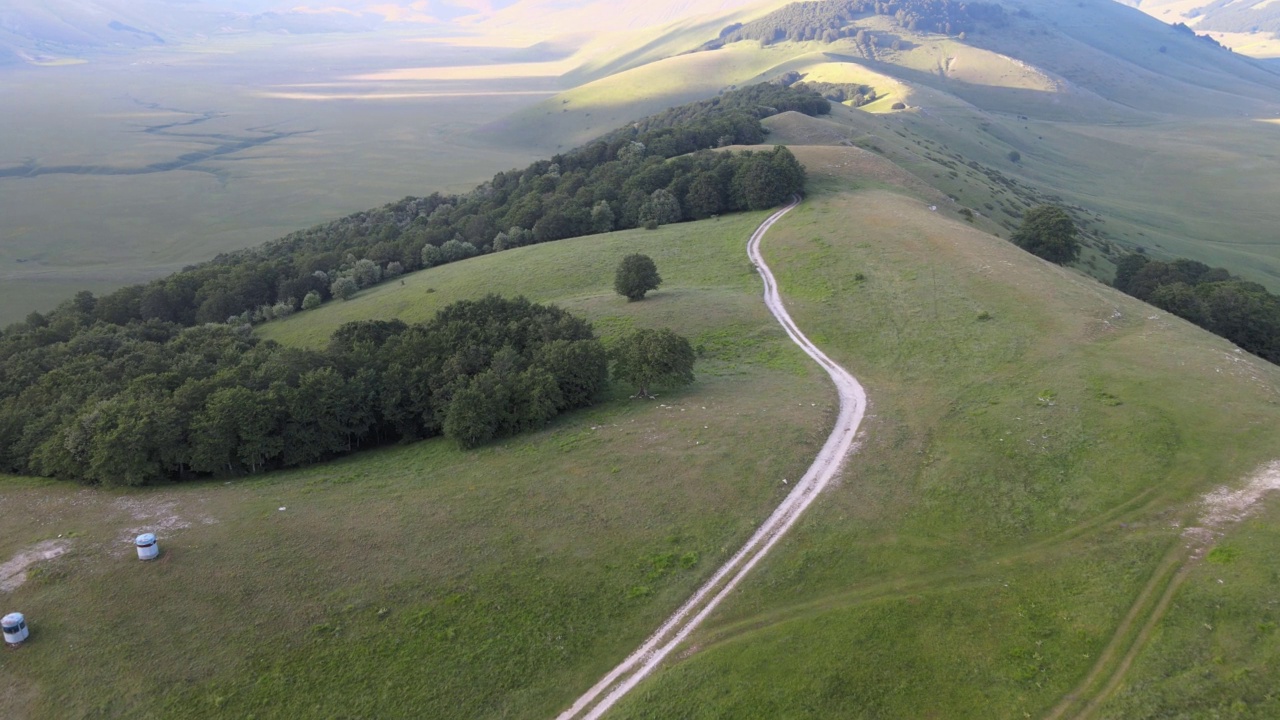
[135,533,159,561]
[2,613,27,645]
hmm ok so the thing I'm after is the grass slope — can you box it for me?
[0,212,834,719]
[478,0,1280,292]
[602,153,1280,719]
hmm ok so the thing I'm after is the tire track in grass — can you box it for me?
[555,198,869,720]
[1045,462,1280,720]
[1042,540,1188,720]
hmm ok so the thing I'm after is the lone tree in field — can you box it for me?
[611,328,695,399]
[615,253,662,301]
[1011,205,1080,265]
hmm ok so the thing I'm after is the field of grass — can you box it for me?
[0,212,834,719]
[1099,500,1280,718]
[469,2,1280,297]
[0,33,553,326]
[601,172,1280,717]
[760,86,1280,292]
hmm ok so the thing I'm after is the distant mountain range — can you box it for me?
[0,0,773,64]
[1121,0,1280,34]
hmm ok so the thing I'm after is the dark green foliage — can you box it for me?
[1112,253,1280,364]
[602,83,830,144]
[611,328,696,398]
[733,146,806,209]
[705,0,1005,48]
[1112,252,1150,292]
[0,297,606,484]
[615,254,663,301]
[0,85,812,482]
[1010,205,1081,265]
[330,276,358,300]
[794,80,878,106]
[32,84,811,338]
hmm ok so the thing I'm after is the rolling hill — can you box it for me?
[7,135,1279,717]
[1122,0,1280,34]
[255,142,1280,718]
[7,0,1280,717]
[481,0,1280,292]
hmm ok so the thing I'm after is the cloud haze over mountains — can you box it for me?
[0,0,774,62]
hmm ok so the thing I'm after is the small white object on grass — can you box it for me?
[135,533,159,561]
[782,479,788,485]
[279,507,286,512]
[2,613,29,645]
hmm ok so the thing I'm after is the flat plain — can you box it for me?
[0,33,556,325]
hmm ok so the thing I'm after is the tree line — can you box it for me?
[5,83,818,340]
[0,296,610,485]
[1113,254,1280,364]
[704,0,1006,48]
[794,80,879,107]
[983,204,1280,368]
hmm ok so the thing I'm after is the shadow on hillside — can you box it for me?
[821,51,1129,122]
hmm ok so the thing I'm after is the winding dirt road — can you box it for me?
[556,199,869,719]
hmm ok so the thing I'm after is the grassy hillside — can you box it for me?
[0,212,834,719]
[602,150,1280,719]
[7,134,1280,717]
[476,0,1280,294]
[1122,0,1280,35]
[260,142,1280,717]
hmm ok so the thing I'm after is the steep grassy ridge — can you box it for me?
[606,160,1280,718]
[765,96,1280,290]
[0,212,833,719]
[483,0,1280,292]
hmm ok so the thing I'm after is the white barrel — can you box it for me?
[136,533,159,561]
[2,613,28,644]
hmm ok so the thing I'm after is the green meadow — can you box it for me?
[5,137,1280,718]
[0,210,834,719]
[0,33,553,326]
[7,0,1280,714]
[604,158,1280,718]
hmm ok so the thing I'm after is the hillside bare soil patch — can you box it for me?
[0,541,69,593]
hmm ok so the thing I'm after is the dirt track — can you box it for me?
[556,199,869,719]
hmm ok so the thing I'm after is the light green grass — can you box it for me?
[0,36,549,326]
[260,212,775,348]
[607,187,1280,718]
[0,212,832,719]
[1099,502,1280,719]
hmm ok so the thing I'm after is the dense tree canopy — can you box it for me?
[704,0,1006,48]
[1011,205,1081,265]
[4,84,816,341]
[615,254,663,301]
[611,328,696,398]
[0,297,608,484]
[0,84,818,485]
[1112,254,1280,364]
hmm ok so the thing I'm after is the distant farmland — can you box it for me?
[0,32,554,325]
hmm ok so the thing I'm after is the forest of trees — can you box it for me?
[793,80,879,107]
[0,296,609,485]
[2,83,817,337]
[0,84,817,486]
[704,0,1007,48]
[1113,254,1280,364]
